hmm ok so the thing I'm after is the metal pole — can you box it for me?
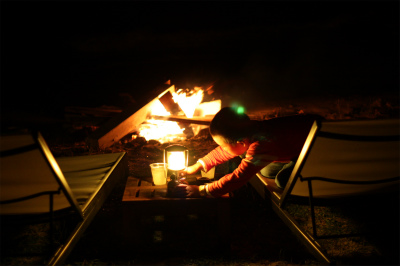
[308,180,317,238]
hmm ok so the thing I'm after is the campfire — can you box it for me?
[137,85,220,143]
[87,82,221,149]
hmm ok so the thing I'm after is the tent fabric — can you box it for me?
[0,132,127,215]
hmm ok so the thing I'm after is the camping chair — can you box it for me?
[249,118,400,264]
[0,131,128,265]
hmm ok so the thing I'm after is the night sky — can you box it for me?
[1,1,399,123]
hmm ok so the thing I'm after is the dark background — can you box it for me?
[1,0,399,123]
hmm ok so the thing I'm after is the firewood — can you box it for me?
[87,84,174,149]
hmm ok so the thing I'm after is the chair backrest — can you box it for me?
[0,132,82,217]
[280,119,399,204]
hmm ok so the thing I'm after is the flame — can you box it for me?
[172,87,204,118]
[137,98,184,143]
[137,86,218,143]
[138,119,185,143]
[149,99,170,116]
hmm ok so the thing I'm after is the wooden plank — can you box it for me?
[123,186,140,200]
[140,180,153,186]
[87,84,175,149]
[126,176,140,187]
[137,188,155,198]
[122,176,140,201]
[158,90,182,115]
[138,185,167,190]
[122,175,229,202]
[151,115,212,126]
[123,177,140,201]
[154,187,168,198]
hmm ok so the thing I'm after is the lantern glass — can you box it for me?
[164,145,189,176]
[166,151,186,170]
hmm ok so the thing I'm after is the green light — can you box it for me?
[237,106,245,114]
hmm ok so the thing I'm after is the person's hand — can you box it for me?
[185,162,203,175]
[185,185,201,197]
[171,184,200,198]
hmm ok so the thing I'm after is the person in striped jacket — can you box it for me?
[176,106,320,198]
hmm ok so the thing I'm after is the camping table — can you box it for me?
[121,176,231,252]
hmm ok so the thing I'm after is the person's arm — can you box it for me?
[186,162,203,175]
[207,160,265,197]
[185,146,237,175]
[207,142,278,197]
[198,146,237,172]
[183,160,269,198]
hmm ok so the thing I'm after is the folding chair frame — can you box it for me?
[1,132,128,265]
[249,119,400,265]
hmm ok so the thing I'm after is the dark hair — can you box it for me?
[209,107,252,143]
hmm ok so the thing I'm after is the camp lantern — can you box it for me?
[163,144,189,179]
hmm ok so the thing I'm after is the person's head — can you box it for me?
[209,107,253,156]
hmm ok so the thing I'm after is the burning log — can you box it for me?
[150,115,211,126]
[158,91,182,115]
